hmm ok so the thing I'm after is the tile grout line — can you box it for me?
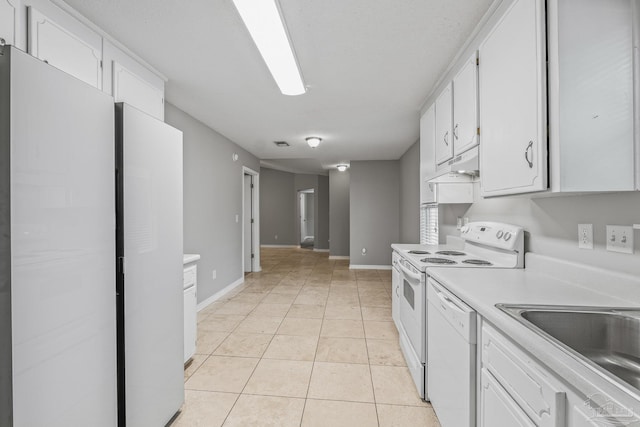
[357,276,382,427]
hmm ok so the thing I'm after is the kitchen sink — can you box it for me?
[496,304,640,394]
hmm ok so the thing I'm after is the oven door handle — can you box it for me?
[397,262,422,282]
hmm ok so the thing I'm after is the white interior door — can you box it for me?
[243,174,252,272]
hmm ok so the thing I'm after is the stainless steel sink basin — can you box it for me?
[497,304,640,394]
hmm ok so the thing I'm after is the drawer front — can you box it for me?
[482,323,566,427]
[183,265,197,287]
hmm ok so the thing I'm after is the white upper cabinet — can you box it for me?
[434,83,454,166]
[420,104,436,203]
[28,5,102,89]
[103,40,165,121]
[547,0,636,192]
[479,0,547,197]
[452,52,479,156]
[112,62,164,121]
[0,0,26,50]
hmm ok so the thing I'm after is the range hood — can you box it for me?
[436,146,479,176]
[424,171,478,204]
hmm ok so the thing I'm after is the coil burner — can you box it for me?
[435,250,466,256]
[462,259,493,266]
[421,258,457,265]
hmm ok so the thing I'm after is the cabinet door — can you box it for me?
[480,369,536,427]
[183,285,197,363]
[549,0,634,192]
[453,52,479,155]
[113,61,165,121]
[434,83,454,165]
[28,6,102,89]
[420,105,436,203]
[0,0,25,50]
[479,0,547,196]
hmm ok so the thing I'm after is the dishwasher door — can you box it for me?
[427,278,477,427]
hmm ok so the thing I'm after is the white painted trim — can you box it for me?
[329,255,350,260]
[349,264,392,270]
[313,248,330,253]
[303,235,314,240]
[261,244,298,248]
[242,166,260,274]
[197,276,245,312]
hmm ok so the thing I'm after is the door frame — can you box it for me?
[242,167,261,272]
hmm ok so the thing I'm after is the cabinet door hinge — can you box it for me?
[477,127,480,135]
[251,184,254,189]
[117,256,126,274]
[476,57,479,66]
[251,218,254,224]
[251,254,255,259]
[100,60,103,69]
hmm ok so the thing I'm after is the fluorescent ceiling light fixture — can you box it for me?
[232,0,306,96]
[306,137,321,148]
[337,164,348,172]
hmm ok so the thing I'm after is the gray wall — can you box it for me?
[350,161,400,266]
[329,170,350,257]
[294,174,319,246]
[316,176,330,250]
[260,169,329,249]
[165,103,261,304]
[400,140,420,243]
[462,192,640,276]
[259,168,296,245]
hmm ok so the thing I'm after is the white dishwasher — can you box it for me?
[427,278,477,427]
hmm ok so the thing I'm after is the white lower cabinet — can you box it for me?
[183,265,197,363]
[480,369,535,427]
[481,322,566,427]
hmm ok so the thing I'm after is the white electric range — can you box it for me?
[390,221,525,400]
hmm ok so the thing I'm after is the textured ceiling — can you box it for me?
[63,0,493,172]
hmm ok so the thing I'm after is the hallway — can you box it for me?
[172,247,440,426]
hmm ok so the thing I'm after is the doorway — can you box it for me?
[243,167,260,273]
[298,189,315,249]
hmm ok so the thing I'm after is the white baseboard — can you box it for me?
[313,248,330,252]
[304,235,314,240]
[197,276,245,312]
[349,264,392,270]
[329,255,350,260]
[261,244,298,248]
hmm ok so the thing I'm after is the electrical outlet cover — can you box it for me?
[606,225,634,254]
[578,224,593,250]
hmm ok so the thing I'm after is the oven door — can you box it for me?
[397,261,426,361]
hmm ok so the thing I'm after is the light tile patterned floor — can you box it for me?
[170,247,441,427]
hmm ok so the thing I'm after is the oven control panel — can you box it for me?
[460,221,524,252]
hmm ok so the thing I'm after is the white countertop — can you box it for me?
[183,254,201,265]
[427,253,640,416]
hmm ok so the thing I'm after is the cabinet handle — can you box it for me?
[444,131,449,146]
[453,124,459,140]
[524,141,534,168]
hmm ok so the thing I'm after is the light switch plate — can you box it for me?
[606,225,634,254]
[578,224,593,249]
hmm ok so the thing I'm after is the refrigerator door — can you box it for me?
[116,103,184,426]
[2,47,117,426]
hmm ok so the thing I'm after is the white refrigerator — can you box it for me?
[115,103,184,426]
[0,46,117,425]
